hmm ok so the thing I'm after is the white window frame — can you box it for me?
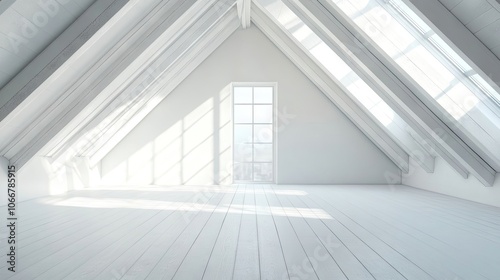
[231,82,278,184]
[385,0,500,117]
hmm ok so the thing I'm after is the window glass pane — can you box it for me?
[253,163,273,182]
[254,124,273,143]
[254,105,273,123]
[233,84,275,182]
[234,87,252,103]
[234,105,252,123]
[328,0,500,133]
[254,144,273,162]
[234,163,252,181]
[428,34,471,73]
[234,124,252,144]
[234,144,253,162]
[254,87,273,103]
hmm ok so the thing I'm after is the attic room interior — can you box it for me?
[1,0,500,279]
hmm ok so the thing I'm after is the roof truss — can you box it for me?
[2,0,203,168]
[404,0,500,94]
[252,1,410,173]
[0,0,497,188]
[48,0,240,166]
[284,0,435,173]
[297,0,496,186]
[0,0,128,121]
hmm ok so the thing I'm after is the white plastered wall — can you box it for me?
[10,156,100,203]
[100,26,400,185]
[403,157,500,207]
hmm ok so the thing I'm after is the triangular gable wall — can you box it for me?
[99,25,402,185]
[0,0,497,188]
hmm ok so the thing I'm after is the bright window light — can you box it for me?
[257,0,413,140]
[233,84,275,183]
[328,0,500,160]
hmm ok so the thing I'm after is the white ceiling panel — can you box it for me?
[0,0,96,90]
[439,0,500,59]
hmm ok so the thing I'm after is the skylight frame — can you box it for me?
[380,0,500,144]
[276,0,496,184]
[319,0,500,171]
[386,0,500,113]
[255,0,436,171]
[263,0,407,131]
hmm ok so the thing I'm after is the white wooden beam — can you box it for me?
[7,0,200,169]
[285,0,435,174]
[252,2,410,173]
[237,0,251,28]
[303,0,495,186]
[88,7,240,166]
[404,0,500,105]
[46,1,239,165]
[41,0,234,161]
[0,0,128,122]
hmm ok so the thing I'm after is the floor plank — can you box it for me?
[286,191,375,280]
[202,186,245,280]
[172,186,238,280]
[232,185,260,280]
[265,185,319,280]
[255,185,288,280]
[272,185,347,280]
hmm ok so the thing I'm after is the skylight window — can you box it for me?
[387,0,500,108]
[327,0,500,163]
[256,0,417,146]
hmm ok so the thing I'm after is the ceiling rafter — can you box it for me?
[0,0,495,189]
[6,0,200,168]
[0,0,128,122]
[41,0,236,161]
[404,0,500,98]
[284,0,435,173]
[303,0,496,186]
[88,9,240,166]
[237,0,251,28]
[48,1,240,166]
[252,1,410,173]
[45,0,410,174]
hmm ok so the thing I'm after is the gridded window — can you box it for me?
[233,85,275,182]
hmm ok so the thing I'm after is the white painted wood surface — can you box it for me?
[0,0,96,90]
[1,184,500,279]
[438,0,500,58]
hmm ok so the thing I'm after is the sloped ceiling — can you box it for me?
[406,0,500,96]
[0,0,97,90]
[438,0,500,59]
[0,0,498,187]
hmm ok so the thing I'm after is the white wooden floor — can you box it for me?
[2,184,500,280]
